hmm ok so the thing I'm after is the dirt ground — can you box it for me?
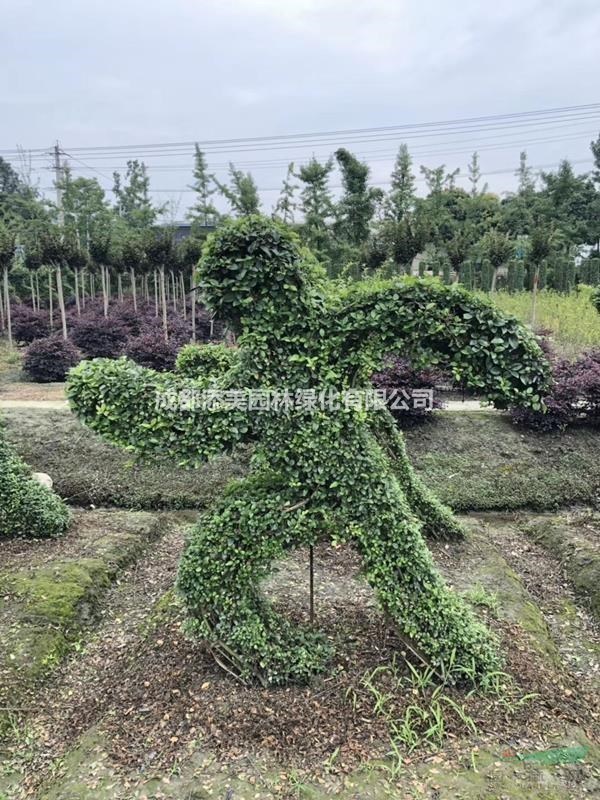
[0,510,599,799]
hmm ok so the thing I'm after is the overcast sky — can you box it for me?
[2,0,600,216]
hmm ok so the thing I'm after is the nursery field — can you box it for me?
[0,407,599,799]
[486,287,600,359]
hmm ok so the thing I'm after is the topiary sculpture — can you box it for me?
[68,216,549,686]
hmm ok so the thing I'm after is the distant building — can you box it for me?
[167,220,218,242]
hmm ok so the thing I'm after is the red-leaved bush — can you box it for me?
[371,355,446,426]
[125,330,178,372]
[511,348,600,431]
[23,336,82,382]
[11,306,50,344]
[70,314,128,359]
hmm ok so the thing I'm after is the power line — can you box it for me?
[3,102,599,157]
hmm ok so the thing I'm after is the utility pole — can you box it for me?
[53,141,68,339]
[54,141,64,226]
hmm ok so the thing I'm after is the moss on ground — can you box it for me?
[24,726,600,799]
[2,409,249,511]
[0,511,161,737]
[442,523,562,666]
[405,411,600,512]
[3,408,600,513]
[522,514,600,619]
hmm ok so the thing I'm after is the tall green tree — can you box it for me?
[113,160,162,228]
[213,163,261,216]
[297,157,335,264]
[334,148,378,248]
[273,162,298,224]
[385,144,416,222]
[187,145,220,229]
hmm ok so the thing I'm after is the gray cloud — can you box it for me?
[2,0,599,213]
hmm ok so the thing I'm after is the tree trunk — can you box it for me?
[36,271,41,312]
[81,269,86,310]
[210,313,215,340]
[117,273,123,303]
[190,275,196,342]
[180,273,187,320]
[101,266,109,318]
[490,266,499,293]
[0,280,5,331]
[3,267,12,347]
[74,268,81,315]
[531,266,540,327]
[30,272,36,311]
[160,266,168,342]
[144,274,149,304]
[154,270,159,317]
[170,270,177,313]
[55,264,68,340]
[49,269,54,330]
[130,267,137,312]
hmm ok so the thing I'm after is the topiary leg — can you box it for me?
[370,409,465,540]
[177,474,332,686]
[340,425,501,680]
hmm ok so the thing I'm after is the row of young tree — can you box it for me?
[2,133,600,345]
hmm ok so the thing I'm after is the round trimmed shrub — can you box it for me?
[0,422,70,538]
[71,315,128,359]
[11,306,50,344]
[23,336,82,383]
[175,342,237,379]
[125,330,178,372]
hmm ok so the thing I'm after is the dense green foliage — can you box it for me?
[68,217,550,687]
[0,420,70,539]
[175,342,238,379]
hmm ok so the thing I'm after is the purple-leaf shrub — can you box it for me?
[511,348,600,431]
[23,336,82,383]
[125,330,178,372]
[11,306,50,344]
[71,314,128,359]
[371,355,445,427]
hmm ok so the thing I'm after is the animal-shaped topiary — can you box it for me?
[68,216,550,686]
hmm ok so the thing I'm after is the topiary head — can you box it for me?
[197,216,317,332]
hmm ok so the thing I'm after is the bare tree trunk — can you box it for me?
[170,270,177,313]
[3,267,12,347]
[130,267,137,312]
[30,272,36,311]
[531,266,540,327]
[117,273,123,303]
[490,266,499,293]
[180,273,187,320]
[0,280,5,331]
[74,268,81,315]
[36,271,41,312]
[210,312,215,340]
[154,270,159,317]
[144,274,149,304]
[160,266,168,342]
[56,264,68,340]
[81,269,86,310]
[49,269,54,331]
[190,275,196,342]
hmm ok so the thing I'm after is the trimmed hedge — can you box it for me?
[175,342,238,379]
[0,420,70,539]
